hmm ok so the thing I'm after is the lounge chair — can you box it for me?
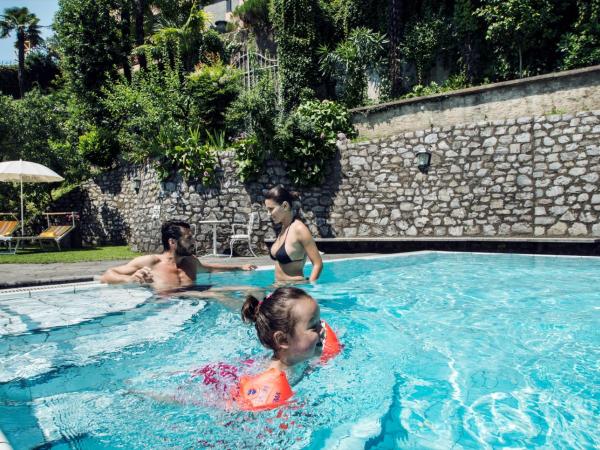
[0,213,19,254]
[0,215,18,238]
[11,212,76,252]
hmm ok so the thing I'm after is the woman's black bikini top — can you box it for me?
[269,220,305,265]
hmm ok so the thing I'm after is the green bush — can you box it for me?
[275,99,356,185]
[232,134,264,182]
[319,27,387,108]
[159,127,219,185]
[227,76,278,137]
[401,73,470,99]
[225,76,278,182]
[78,127,119,169]
[185,62,242,132]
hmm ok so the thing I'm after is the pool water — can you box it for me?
[1,252,598,449]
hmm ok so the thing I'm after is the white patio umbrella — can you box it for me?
[0,159,64,235]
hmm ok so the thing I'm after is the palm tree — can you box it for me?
[0,7,43,98]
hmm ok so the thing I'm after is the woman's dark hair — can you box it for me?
[264,185,299,207]
[241,286,311,351]
[161,220,190,251]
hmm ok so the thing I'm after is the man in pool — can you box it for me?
[100,220,257,298]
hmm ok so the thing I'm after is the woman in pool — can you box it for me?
[264,186,323,282]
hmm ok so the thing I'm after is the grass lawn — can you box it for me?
[0,245,141,264]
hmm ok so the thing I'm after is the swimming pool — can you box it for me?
[1,252,598,449]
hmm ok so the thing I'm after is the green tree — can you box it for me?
[476,0,556,78]
[0,90,87,224]
[559,0,600,69]
[54,0,122,112]
[319,27,387,107]
[226,75,278,181]
[271,0,321,111]
[134,0,148,69]
[145,4,211,71]
[24,43,61,92]
[400,14,447,85]
[0,7,43,98]
[452,0,479,81]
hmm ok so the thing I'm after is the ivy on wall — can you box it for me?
[271,0,320,111]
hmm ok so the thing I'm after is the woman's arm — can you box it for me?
[199,261,257,272]
[297,225,323,282]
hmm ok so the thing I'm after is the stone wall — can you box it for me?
[336,111,600,238]
[351,65,600,139]
[55,157,343,253]
[56,109,600,252]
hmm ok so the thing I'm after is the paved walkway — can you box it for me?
[0,253,377,289]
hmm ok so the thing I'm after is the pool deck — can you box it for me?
[0,253,377,289]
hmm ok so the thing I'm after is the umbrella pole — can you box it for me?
[20,175,24,236]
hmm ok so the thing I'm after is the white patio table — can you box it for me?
[196,219,229,257]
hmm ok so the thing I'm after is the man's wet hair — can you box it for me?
[161,220,191,251]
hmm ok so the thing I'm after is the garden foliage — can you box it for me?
[275,99,356,186]
[271,0,321,111]
[226,75,278,181]
[2,0,600,194]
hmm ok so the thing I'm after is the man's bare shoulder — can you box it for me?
[129,254,162,267]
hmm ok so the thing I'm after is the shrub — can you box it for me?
[185,62,241,132]
[402,73,470,99]
[154,127,219,185]
[232,133,263,182]
[225,76,278,182]
[319,27,387,108]
[275,99,356,185]
[78,126,119,169]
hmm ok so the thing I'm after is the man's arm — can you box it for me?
[99,255,158,284]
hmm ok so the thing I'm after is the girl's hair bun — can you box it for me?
[241,294,260,323]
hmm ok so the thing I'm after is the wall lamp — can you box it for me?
[132,175,141,192]
[416,151,432,173]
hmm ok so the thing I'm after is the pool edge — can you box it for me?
[0,428,13,450]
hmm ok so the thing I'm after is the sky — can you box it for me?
[0,0,59,64]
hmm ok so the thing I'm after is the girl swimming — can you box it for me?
[235,286,327,410]
[264,186,323,282]
[134,287,340,412]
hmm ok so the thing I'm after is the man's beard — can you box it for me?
[175,243,194,256]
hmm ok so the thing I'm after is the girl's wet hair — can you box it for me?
[264,185,299,207]
[241,286,310,351]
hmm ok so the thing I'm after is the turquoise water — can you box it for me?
[0,252,599,449]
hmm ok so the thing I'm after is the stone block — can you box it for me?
[568,223,588,236]
[547,222,567,235]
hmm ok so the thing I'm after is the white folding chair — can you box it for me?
[229,212,257,257]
